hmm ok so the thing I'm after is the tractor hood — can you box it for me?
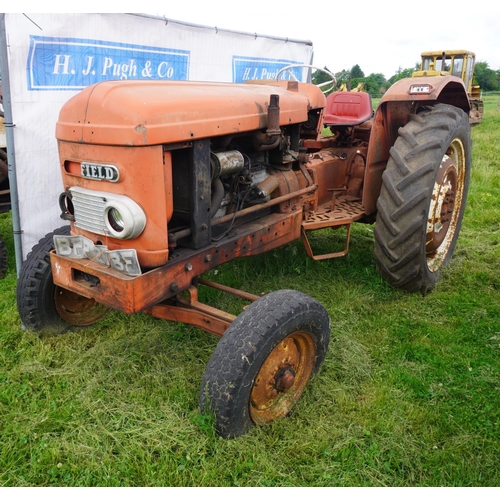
[56,80,326,146]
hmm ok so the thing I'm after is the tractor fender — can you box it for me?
[380,75,470,112]
[362,75,470,214]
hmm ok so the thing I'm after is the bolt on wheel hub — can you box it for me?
[54,286,109,326]
[426,138,466,272]
[427,155,457,254]
[250,331,316,425]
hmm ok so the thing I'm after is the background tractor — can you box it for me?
[413,49,483,124]
[17,65,472,438]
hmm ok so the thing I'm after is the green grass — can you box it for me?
[1,96,499,486]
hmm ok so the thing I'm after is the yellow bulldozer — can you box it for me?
[338,82,366,92]
[413,50,483,124]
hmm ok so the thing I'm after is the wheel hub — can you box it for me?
[426,154,457,254]
[425,137,466,273]
[54,286,109,326]
[275,367,296,392]
[249,331,315,425]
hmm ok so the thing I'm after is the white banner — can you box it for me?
[2,13,313,258]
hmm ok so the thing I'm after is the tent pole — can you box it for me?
[0,14,23,275]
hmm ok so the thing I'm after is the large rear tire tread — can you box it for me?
[374,103,471,295]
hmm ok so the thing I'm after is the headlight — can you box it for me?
[107,207,126,233]
[104,198,146,239]
[68,186,146,240]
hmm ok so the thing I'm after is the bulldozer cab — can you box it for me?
[413,50,476,94]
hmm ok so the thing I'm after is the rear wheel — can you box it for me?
[199,290,330,438]
[17,226,109,334]
[374,104,471,295]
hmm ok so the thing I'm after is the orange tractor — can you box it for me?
[17,65,472,437]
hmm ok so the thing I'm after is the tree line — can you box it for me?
[313,62,500,95]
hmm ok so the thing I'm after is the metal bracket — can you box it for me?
[144,278,261,337]
[300,224,352,261]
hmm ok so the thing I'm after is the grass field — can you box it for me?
[1,95,499,487]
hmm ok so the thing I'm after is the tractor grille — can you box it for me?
[70,188,108,235]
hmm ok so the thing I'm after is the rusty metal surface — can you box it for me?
[301,196,365,260]
[168,184,318,246]
[145,285,236,337]
[53,286,109,326]
[145,280,260,337]
[426,138,466,272]
[363,74,470,215]
[363,100,414,214]
[56,80,325,147]
[379,75,469,110]
[197,278,261,302]
[51,211,302,314]
[300,197,365,260]
[58,142,172,268]
[212,185,316,227]
[250,331,316,425]
[301,225,352,261]
[302,196,365,230]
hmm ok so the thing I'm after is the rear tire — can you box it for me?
[374,104,471,295]
[17,226,109,334]
[200,290,330,438]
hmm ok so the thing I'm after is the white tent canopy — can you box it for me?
[0,13,314,267]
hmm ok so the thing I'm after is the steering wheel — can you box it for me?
[276,64,337,94]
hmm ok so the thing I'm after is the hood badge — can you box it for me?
[81,162,120,182]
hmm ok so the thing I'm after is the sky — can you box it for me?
[143,0,500,79]
[11,1,500,80]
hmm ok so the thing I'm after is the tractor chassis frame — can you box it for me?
[50,186,367,335]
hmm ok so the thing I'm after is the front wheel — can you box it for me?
[199,290,330,438]
[16,226,109,334]
[374,103,471,295]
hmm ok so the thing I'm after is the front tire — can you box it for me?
[200,290,330,438]
[374,104,471,295]
[17,226,109,334]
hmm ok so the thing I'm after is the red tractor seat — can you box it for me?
[323,91,373,127]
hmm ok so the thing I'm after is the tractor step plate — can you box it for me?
[303,197,365,230]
